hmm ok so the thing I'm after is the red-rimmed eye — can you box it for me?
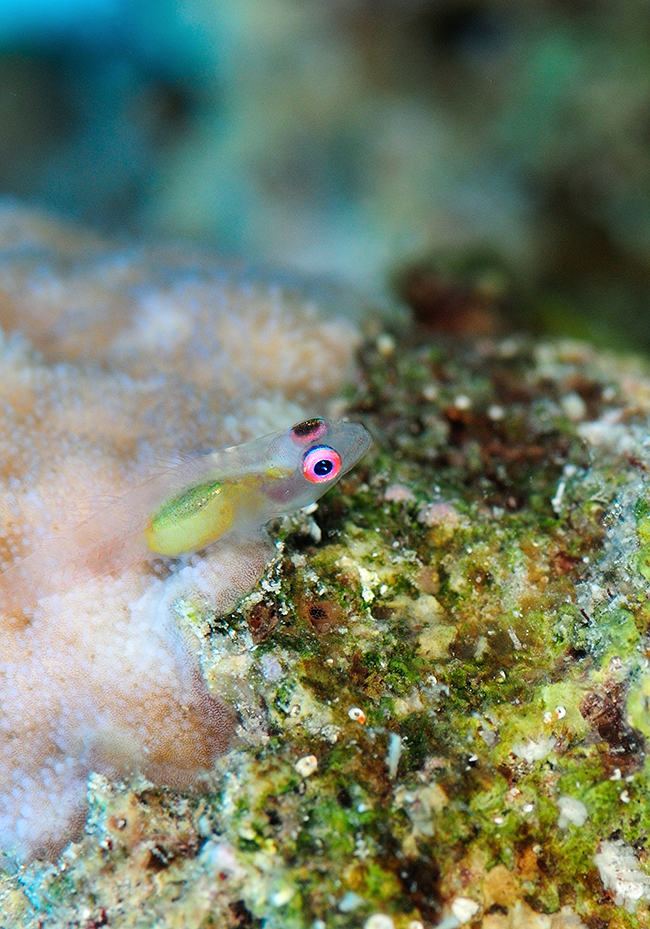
[302,445,342,483]
[290,418,327,444]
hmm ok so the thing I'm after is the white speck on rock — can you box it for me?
[270,885,294,906]
[557,795,589,828]
[338,891,365,912]
[357,565,381,602]
[511,735,557,763]
[259,654,284,682]
[551,479,566,514]
[451,896,480,924]
[294,754,318,778]
[376,333,395,356]
[383,483,416,504]
[594,839,650,912]
[385,732,402,779]
[200,840,245,879]
[417,501,462,528]
[561,391,587,422]
[364,915,395,929]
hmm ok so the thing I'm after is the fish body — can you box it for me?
[143,416,370,557]
[1,417,371,602]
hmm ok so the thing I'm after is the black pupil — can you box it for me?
[314,458,333,476]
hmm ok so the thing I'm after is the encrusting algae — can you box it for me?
[3,205,650,928]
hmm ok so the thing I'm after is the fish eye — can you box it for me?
[302,445,342,483]
[291,418,327,444]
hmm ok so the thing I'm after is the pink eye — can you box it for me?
[302,445,342,483]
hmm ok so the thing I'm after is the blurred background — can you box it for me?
[1,0,649,348]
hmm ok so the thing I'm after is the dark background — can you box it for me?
[1,0,649,347]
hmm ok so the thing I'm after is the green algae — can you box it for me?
[193,334,650,926]
[10,333,650,928]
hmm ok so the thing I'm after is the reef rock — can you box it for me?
[4,205,650,929]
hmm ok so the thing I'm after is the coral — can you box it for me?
[4,207,650,927]
[0,202,367,407]
[0,204,371,861]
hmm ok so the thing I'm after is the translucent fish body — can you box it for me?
[1,417,371,601]
[141,417,371,558]
[145,477,256,556]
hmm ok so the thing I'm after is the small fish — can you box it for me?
[1,417,371,604]
[143,417,370,557]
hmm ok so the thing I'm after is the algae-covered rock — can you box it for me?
[2,208,650,927]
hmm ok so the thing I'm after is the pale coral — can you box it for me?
[0,204,369,860]
[0,202,362,413]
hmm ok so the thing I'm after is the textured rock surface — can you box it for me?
[2,207,650,928]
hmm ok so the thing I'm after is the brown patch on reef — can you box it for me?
[301,599,342,633]
[415,565,440,595]
[104,793,149,850]
[483,863,520,907]
[552,550,583,577]
[246,600,280,643]
[480,439,547,464]
[394,853,441,920]
[581,683,646,774]
[228,899,259,927]
[347,652,387,700]
[348,651,371,685]
[82,910,108,929]
[98,787,201,866]
[516,845,542,886]
[490,369,537,406]
[132,834,194,871]
[400,266,502,336]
